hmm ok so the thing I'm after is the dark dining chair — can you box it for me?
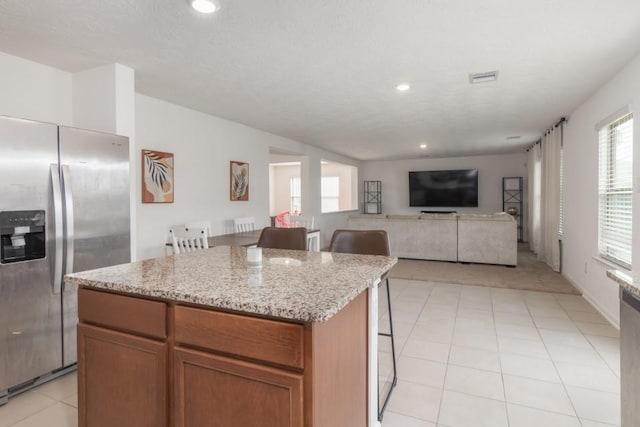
[328,229,397,421]
[256,227,307,251]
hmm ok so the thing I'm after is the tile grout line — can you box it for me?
[553,294,622,391]
[492,290,512,427]
[434,283,461,427]
[535,295,586,426]
[5,396,58,427]
[583,334,621,379]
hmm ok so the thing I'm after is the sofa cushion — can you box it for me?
[492,212,514,221]
[457,221,517,265]
[419,213,457,220]
[458,213,515,222]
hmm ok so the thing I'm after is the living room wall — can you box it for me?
[135,94,361,259]
[561,52,640,326]
[361,153,528,238]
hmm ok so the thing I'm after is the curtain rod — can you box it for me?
[526,117,568,151]
[526,139,541,152]
[554,117,567,128]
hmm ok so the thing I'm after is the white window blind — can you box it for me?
[598,112,633,269]
[290,177,301,213]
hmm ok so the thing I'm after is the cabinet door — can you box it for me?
[78,324,167,427]
[174,347,303,427]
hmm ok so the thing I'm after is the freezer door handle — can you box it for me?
[62,164,74,279]
[51,164,63,294]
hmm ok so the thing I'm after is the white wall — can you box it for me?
[72,63,135,137]
[270,164,300,215]
[135,94,361,259]
[361,152,528,223]
[562,53,640,327]
[0,51,72,125]
[321,162,358,211]
[136,94,272,259]
[73,64,117,133]
[267,140,361,248]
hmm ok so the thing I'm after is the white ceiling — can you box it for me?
[1,0,640,160]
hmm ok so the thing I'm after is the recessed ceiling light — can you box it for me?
[395,83,411,92]
[190,0,218,14]
[419,144,427,149]
[469,70,499,84]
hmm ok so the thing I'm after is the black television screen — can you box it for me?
[409,169,478,207]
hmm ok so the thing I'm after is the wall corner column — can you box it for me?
[72,63,137,260]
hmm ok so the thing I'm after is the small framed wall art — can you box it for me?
[142,149,174,203]
[230,160,249,201]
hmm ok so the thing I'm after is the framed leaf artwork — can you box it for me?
[230,161,249,201]
[142,149,174,203]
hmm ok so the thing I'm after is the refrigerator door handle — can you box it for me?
[51,164,63,294]
[62,165,74,279]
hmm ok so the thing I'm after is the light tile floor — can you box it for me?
[0,371,77,427]
[380,278,621,427]
[0,278,621,427]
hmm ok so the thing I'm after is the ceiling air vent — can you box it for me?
[469,70,499,84]
[506,136,521,140]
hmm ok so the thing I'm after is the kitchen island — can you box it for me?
[65,246,396,427]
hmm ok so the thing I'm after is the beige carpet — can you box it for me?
[389,244,580,295]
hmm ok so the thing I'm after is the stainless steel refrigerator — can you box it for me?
[0,115,130,403]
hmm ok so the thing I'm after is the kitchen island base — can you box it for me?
[77,287,369,427]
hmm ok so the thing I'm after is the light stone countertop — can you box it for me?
[606,269,640,300]
[65,246,397,323]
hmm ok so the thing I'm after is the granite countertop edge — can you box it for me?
[606,269,640,300]
[65,248,397,323]
[65,275,376,323]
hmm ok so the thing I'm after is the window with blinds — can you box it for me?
[290,177,301,213]
[598,112,633,269]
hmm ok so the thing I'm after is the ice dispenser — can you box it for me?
[0,210,46,264]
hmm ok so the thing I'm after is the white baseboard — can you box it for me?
[562,272,620,329]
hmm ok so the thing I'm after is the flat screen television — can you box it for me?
[409,169,478,207]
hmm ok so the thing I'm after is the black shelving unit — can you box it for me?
[503,177,523,242]
[363,180,382,214]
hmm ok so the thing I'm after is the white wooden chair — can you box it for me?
[169,226,209,255]
[185,220,212,236]
[233,217,256,232]
[289,215,314,229]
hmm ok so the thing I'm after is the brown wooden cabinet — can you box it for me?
[77,287,368,427]
[77,324,168,427]
[174,347,303,427]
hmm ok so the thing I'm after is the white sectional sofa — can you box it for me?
[347,212,517,266]
[457,213,517,266]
